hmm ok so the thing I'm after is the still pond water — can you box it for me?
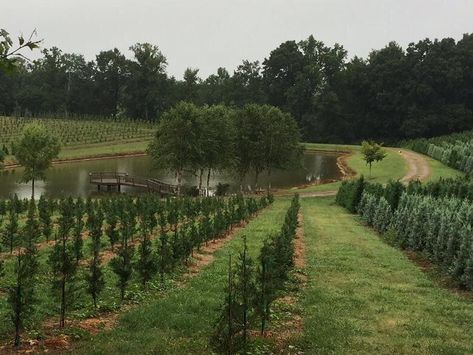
[0,152,342,199]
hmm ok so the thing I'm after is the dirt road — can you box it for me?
[397,148,431,183]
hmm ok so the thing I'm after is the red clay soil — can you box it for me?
[337,152,356,180]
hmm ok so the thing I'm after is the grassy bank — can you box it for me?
[283,143,408,194]
[297,197,473,354]
[4,139,151,167]
[74,198,290,354]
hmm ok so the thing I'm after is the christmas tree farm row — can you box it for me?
[336,177,473,290]
[0,193,273,347]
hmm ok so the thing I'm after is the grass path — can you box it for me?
[298,197,473,354]
[74,198,290,354]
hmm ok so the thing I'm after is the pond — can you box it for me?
[0,151,342,199]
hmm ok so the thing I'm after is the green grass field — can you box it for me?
[297,197,473,354]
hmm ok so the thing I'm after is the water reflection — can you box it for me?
[0,152,342,199]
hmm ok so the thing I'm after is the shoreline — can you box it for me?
[3,151,148,170]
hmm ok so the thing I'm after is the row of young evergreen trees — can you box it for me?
[211,194,300,354]
[407,130,473,175]
[0,193,273,347]
[336,176,473,290]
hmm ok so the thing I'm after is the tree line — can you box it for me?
[2,30,473,143]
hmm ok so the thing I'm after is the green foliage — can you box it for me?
[212,236,258,354]
[7,198,40,346]
[48,197,78,327]
[2,32,473,143]
[110,201,136,301]
[361,141,387,177]
[0,28,41,73]
[407,130,473,175]
[0,193,273,343]
[335,176,365,213]
[345,176,473,290]
[38,195,53,241]
[212,194,297,353]
[147,102,202,195]
[13,123,61,197]
[148,102,301,194]
[136,223,158,287]
[2,207,18,254]
[85,208,105,308]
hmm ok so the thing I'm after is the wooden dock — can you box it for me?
[89,172,179,195]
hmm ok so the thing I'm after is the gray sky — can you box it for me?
[2,0,473,79]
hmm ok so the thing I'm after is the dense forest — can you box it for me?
[1,34,473,143]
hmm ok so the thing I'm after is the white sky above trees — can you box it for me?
[2,0,472,78]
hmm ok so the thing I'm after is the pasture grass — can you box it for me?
[296,197,473,354]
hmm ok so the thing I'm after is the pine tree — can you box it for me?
[2,206,19,254]
[136,223,158,287]
[233,236,256,351]
[110,207,135,301]
[38,195,53,241]
[7,199,40,346]
[105,205,119,251]
[49,197,78,328]
[73,198,85,265]
[85,209,105,308]
[157,229,173,283]
[256,240,276,335]
[211,254,241,354]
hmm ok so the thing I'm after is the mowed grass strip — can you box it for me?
[74,198,291,355]
[299,197,473,354]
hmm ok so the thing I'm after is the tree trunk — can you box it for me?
[60,274,66,328]
[31,177,35,200]
[60,236,66,328]
[14,258,22,347]
[198,169,204,190]
[176,169,182,197]
[227,255,233,355]
[206,168,211,196]
[267,169,272,193]
[255,171,260,191]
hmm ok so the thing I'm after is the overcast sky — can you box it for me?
[2,0,473,78]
